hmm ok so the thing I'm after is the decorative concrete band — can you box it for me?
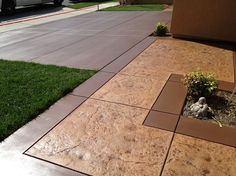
[177,116,236,148]
[151,77,187,115]
[143,74,236,148]
[143,110,179,132]
[71,71,115,98]
[102,37,157,73]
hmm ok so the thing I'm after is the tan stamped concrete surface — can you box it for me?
[121,38,234,82]
[162,134,236,176]
[91,73,169,109]
[27,99,173,176]
[25,37,235,175]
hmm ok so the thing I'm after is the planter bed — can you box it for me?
[143,73,236,148]
[183,91,236,128]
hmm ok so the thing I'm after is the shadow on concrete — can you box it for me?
[0,4,63,23]
[173,37,236,51]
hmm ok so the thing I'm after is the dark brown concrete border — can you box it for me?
[102,37,157,74]
[176,116,236,148]
[143,110,179,132]
[168,73,183,82]
[71,71,115,97]
[151,79,187,114]
[218,80,235,92]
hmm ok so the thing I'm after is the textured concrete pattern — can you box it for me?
[91,73,169,109]
[162,134,236,176]
[121,38,234,82]
[25,37,235,176]
[27,99,173,176]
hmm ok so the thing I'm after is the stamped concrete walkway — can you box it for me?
[23,38,236,176]
[1,37,235,176]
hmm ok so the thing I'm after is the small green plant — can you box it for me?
[184,70,218,98]
[155,22,168,36]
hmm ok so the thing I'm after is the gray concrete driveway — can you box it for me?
[0,11,171,70]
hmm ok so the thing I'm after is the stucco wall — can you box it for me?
[170,0,236,42]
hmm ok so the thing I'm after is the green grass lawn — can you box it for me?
[0,60,96,142]
[68,2,99,9]
[101,4,165,11]
[68,0,117,9]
